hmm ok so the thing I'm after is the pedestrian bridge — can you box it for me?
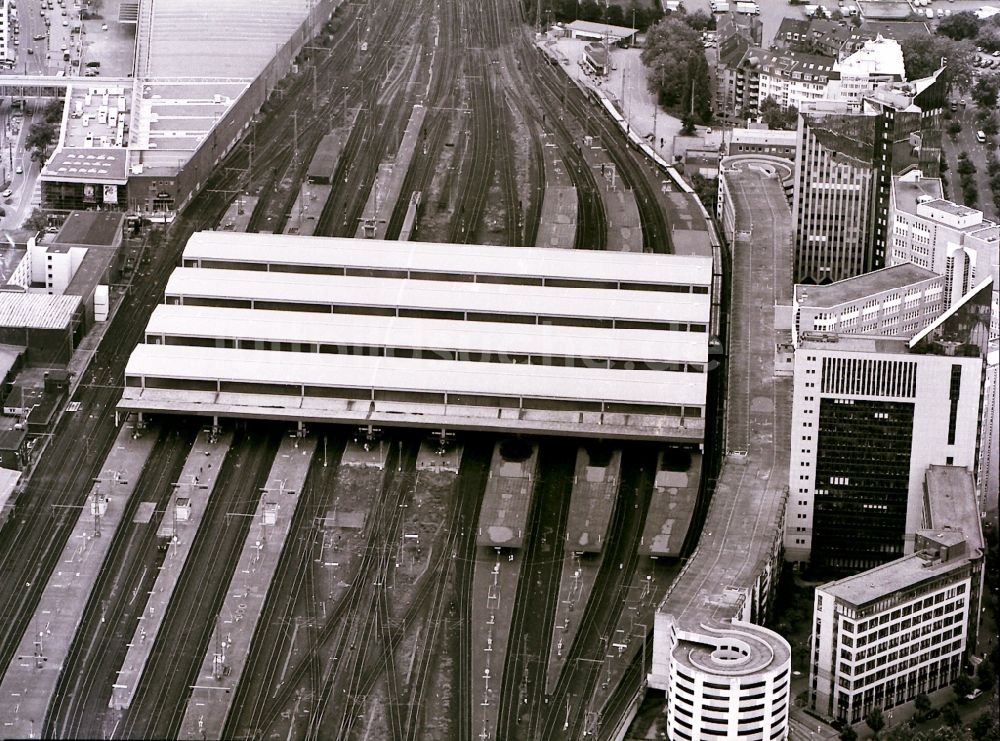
[0,75,131,97]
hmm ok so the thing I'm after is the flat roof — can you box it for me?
[891,173,944,215]
[41,148,128,184]
[0,466,19,515]
[130,80,253,174]
[795,263,940,308]
[124,345,707,406]
[164,269,712,325]
[183,232,714,287]
[137,0,312,78]
[821,548,971,607]
[564,20,636,39]
[54,211,124,247]
[145,305,708,363]
[921,199,980,218]
[0,294,82,330]
[925,465,983,555]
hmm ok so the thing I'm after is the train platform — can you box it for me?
[564,447,620,553]
[178,434,317,740]
[416,438,462,473]
[535,130,577,248]
[355,104,426,240]
[111,428,234,711]
[284,182,332,236]
[580,142,642,252]
[0,423,158,739]
[218,193,259,233]
[638,449,702,557]
[475,441,538,548]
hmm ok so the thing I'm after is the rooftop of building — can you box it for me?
[53,211,124,247]
[795,264,940,309]
[835,36,905,79]
[925,466,983,554]
[135,0,312,79]
[892,171,945,214]
[754,48,838,79]
[180,232,715,287]
[0,294,82,330]
[40,148,128,185]
[0,246,26,285]
[853,20,932,44]
[59,84,131,153]
[823,466,982,608]
[563,20,636,40]
[730,126,798,146]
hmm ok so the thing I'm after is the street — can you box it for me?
[943,99,999,223]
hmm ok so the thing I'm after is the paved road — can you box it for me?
[943,101,998,222]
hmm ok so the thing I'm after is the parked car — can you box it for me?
[15,165,22,174]
[2,189,12,198]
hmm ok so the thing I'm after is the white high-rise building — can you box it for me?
[827,36,906,111]
[785,281,990,569]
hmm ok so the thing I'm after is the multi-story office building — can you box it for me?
[792,71,947,285]
[810,465,985,724]
[889,169,1000,313]
[794,263,944,341]
[0,0,11,68]
[785,280,990,569]
[981,346,999,516]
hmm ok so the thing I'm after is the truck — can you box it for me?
[735,1,760,14]
[709,1,730,12]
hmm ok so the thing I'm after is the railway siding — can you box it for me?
[0,423,158,739]
[111,428,234,712]
[178,433,317,740]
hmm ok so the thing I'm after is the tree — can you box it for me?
[914,693,933,717]
[43,99,64,125]
[681,113,696,135]
[865,708,886,737]
[604,3,624,27]
[899,35,976,92]
[978,25,1000,54]
[957,157,976,176]
[681,9,713,31]
[643,17,712,121]
[937,11,981,41]
[954,671,976,698]
[759,96,798,130]
[984,115,999,137]
[978,659,996,690]
[947,121,962,137]
[578,0,601,22]
[942,700,962,726]
[24,208,48,233]
[839,726,858,741]
[972,73,1000,109]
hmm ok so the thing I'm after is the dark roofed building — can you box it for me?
[53,211,125,248]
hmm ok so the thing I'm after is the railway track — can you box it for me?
[221,434,348,740]
[536,445,657,740]
[495,440,575,741]
[113,427,281,740]
[45,422,198,739]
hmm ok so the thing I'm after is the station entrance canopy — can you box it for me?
[119,233,713,441]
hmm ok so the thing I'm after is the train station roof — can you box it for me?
[164,268,711,327]
[122,235,712,440]
[181,232,714,288]
[145,305,709,365]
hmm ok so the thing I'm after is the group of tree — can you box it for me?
[957,150,979,206]
[522,0,664,32]
[641,15,712,123]
[899,34,976,92]
[758,96,799,131]
[937,10,1000,53]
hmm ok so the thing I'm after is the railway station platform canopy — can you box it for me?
[120,233,714,441]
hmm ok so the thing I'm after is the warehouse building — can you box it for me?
[120,232,713,441]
